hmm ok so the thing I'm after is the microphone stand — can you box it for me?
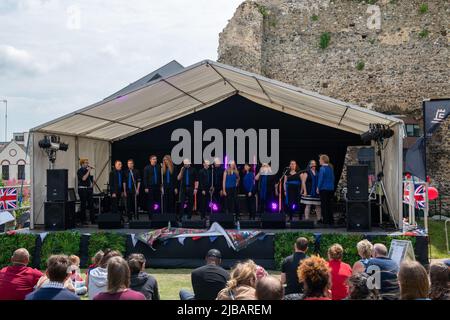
[129,169,137,220]
[210,166,214,215]
[160,164,164,214]
[278,167,290,213]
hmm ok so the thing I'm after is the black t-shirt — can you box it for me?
[191,264,230,300]
[281,252,308,295]
[77,167,93,188]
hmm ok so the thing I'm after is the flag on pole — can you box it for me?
[0,188,18,210]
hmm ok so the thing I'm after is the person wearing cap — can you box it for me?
[177,158,198,220]
[179,249,230,300]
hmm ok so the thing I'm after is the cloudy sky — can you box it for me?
[0,0,242,141]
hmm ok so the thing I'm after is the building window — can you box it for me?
[2,165,9,180]
[14,135,24,142]
[405,124,421,137]
[18,165,25,180]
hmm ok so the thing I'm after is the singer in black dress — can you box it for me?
[284,160,301,221]
[123,159,141,221]
[161,155,177,214]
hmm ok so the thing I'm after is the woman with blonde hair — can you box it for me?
[352,239,373,274]
[162,155,177,213]
[93,256,145,300]
[317,154,335,226]
[216,260,257,300]
[222,160,240,217]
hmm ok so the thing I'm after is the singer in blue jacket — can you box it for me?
[123,159,141,221]
[317,154,335,226]
[242,164,256,219]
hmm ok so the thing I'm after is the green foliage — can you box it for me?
[88,232,126,258]
[311,14,319,22]
[40,232,81,269]
[356,60,365,71]
[318,233,364,266]
[256,4,269,18]
[419,3,428,14]
[369,38,376,45]
[0,233,37,268]
[419,29,429,38]
[319,32,331,50]
[274,232,315,270]
[367,0,377,4]
[370,235,416,253]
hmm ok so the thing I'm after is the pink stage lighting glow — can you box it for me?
[224,155,228,169]
[271,202,278,211]
[209,202,219,212]
[153,203,160,210]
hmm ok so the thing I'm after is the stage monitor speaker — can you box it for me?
[239,220,261,229]
[97,213,122,229]
[47,169,68,202]
[129,220,152,229]
[44,201,75,230]
[347,165,368,200]
[210,213,235,229]
[151,214,177,228]
[182,220,207,229]
[346,200,371,231]
[290,220,315,229]
[261,212,286,229]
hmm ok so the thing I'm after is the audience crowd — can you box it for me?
[0,238,448,300]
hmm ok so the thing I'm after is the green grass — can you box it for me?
[426,220,449,259]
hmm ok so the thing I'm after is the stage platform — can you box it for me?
[27,222,429,271]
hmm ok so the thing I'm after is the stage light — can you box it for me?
[153,203,160,211]
[360,124,394,143]
[292,204,297,210]
[38,135,69,166]
[209,201,219,212]
[271,202,278,211]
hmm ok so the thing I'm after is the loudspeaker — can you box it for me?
[261,212,286,229]
[182,220,207,229]
[44,201,75,230]
[347,165,368,200]
[210,213,235,229]
[239,220,261,229]
[129,220,153,229]
[151,214,177,228]
[47,169,68,201]
[290,220,315,229]
[346,200,371,231]
[97,213,122,229]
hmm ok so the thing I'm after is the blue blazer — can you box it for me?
[317,165,335,191]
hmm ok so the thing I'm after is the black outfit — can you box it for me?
[143,164,161,216]
[178,166,197,219]
[129,271,160,300]
[242,172,256,219]
[77,167,94,224]
[212,166,225,213]
[198,167,213,219]
[191,264,230,300]
[162,168,177,214]
[256,174,274,214]
[285,172,301,220]
[109,169,125,217]
[281,252,308,295]
[124,168,141,220]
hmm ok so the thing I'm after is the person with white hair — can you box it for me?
[177,158,198,220]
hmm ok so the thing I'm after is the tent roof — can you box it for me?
[31,59,402,141]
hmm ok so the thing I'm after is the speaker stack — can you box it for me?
[45,169,75,230]
[346,165,371,231]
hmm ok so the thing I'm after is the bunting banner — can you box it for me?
[136,222,264,252]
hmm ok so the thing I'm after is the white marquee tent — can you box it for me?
[29,60,404,228]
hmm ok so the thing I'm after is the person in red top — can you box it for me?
[93,256,145,300]
[0,248,43,300]
[297,255,332,300]
[327,243,352,300]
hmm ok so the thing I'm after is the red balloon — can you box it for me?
[428,187,439,200]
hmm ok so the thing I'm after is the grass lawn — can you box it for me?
[425,219,450,259]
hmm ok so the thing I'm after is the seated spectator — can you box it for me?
[127,253,160,300]
[86,250,104,277]
[352,239,373,274]
[429,262,449,300]
[297,255,331,300]
[281,237,309,295]
[216,260,257,300]
[35,268,76,293]
[327,243,352,300]
[346,272,380,300]
[88,249,122,299]
[0,248,43,300]
[68,255,87,295]
[366,243,399,300]
[25,255,79,300]
[256,265,268,280]
[256,276,284,300]
[93,256,145,300]
[398,260,430,300]
[179,249,229,300]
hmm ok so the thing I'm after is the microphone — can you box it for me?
[88,165,95,169]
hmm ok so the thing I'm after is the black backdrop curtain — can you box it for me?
[112,95,365,188]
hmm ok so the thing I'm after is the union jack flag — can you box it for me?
[0,187,18,210]
[403,183,426,209]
